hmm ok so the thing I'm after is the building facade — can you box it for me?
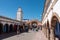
[0,7,23,34]
[0,16,21,34]
[42,0,60,40]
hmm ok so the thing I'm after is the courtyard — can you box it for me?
[0,30,47,40]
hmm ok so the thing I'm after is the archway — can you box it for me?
[0,23,3,34]
[9,24,13,32]
[32,21,37,30]
[4,24,9,33]
[31,21,38,31]
[31,21,38,28]
[51,16,60,40]
[19,25,24,33]
[14,24,17,32]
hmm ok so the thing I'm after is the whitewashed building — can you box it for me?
[42,0,60,40]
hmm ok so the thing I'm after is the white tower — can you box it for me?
[16,8,22,21]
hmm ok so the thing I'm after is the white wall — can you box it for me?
[42,0,60,25]
[53,0,60,17]
[47,10,52,23]
[16,8,22,21]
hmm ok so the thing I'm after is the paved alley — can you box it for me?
[1,30,48,40]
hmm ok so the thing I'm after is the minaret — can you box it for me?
[16,7,22,21]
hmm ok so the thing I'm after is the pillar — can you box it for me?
[50,27,55,40]
[45,27,47,37]
[47,28,50,40]
[17,25,19,34]
[46,24,48,37]
[46,28,47,37]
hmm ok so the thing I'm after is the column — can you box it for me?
[46,25,48,37]
[50,28,55,40]
[45,27,47,37]
[17,25,19,34]
[46,28,47,37]
[47,28,50,40]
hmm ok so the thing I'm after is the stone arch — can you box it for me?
[4,24,9,33]
[51,12,60,23]
[51,16,59,28]
[0,23,3,34]
[31,21,38,25]
[9,24,13,32]
[31,21,38,28]
[51,13,60,29]
[20,24,24,33]
[30,20,38,31]
[51,15,60,40]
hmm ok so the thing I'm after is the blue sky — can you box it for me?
[0,0,45,21]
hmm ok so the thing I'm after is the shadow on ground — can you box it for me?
[0,32,18,40]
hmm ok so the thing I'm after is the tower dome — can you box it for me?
[18,7,22,12]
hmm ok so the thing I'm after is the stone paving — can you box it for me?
[32,30,48,40]
[1,30,48,40]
